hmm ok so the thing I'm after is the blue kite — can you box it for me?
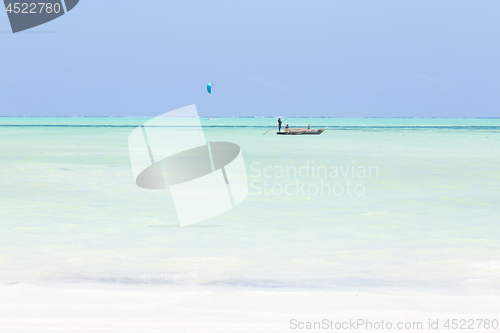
[207,83,214,94]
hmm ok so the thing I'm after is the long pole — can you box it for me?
[263,117,290,135]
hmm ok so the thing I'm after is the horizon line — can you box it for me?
[1,116,500,119]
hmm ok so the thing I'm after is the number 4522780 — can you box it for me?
[6,3,62,14]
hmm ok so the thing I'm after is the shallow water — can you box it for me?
[0,117,499,295]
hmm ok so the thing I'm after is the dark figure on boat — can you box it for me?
[278,117,282,132]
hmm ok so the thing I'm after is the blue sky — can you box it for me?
[1,1,499,117]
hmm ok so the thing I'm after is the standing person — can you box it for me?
[278,117,283,132]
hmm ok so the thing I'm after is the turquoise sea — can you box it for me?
[1,117,499,295]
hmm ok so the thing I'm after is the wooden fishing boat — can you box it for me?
[277,127,326,135]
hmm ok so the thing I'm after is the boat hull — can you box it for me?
[277,128,326,135]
